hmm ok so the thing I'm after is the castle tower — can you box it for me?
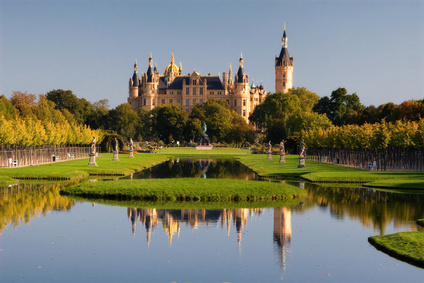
[234,54,250,120]
[128,59,139,99]
[275,25,293,93]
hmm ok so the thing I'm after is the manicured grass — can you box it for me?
[0,153,169,180]
[0,175,19,185]
[368,232,424,268]
[61,178,307,202]
[236,154,424,187]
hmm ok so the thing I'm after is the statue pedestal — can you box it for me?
[196,145,213,150]
[88,153,97,166]
[279,154,286,163]
[112,151,119,161]
[298,157,306,168]
[129,150,134,158]
[267,151,272,160]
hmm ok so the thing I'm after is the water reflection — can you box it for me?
[298,183,424,235]
[130,158,260,180]
[0,182,77,234]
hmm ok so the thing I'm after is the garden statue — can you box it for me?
[267,141,272,160]
[299,139,306,158]
[129,138,134,151]
[88,136,98,166]
[112,138,119,161]
[128,138,134,158]
[298,139,306,168]
[279,140,286,163]
[279,140,285,155]
[90,136,96,155]
[197,122,212,149]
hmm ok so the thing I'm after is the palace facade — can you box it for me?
[128,27,293,121]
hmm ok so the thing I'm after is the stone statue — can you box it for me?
[268,141,272,152]
[299,139,306,158]
[202,122,207,135]
[90,136,96,155]
[280,140,285,155]
[129,138,134,151]
[112,138,118,152]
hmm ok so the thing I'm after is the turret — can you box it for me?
[275,24,293,93]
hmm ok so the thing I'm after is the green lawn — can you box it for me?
[61,178,306,202]
[368,232,424,268]
[2,148,424,190]
[0,153,169,180]
[236,154,424,189]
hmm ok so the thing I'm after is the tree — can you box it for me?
[314,87,364,125]
[46,89,92,124]
[108,103,140,139]
[190,99,232,142]
[0,95,17,120]
[151,103,189,143]
[86,99,110,129]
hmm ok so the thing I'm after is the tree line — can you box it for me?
[0,92,103,146]
[3,86,424,148]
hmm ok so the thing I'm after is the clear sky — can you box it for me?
[1,0,423,109]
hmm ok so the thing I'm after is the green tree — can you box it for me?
[151,103,188,143]
[190,99,232,142]
[108,103,140,139]
[46,89,92,124]
[86,99,110,129]
[314,87,364,125]
[0,95,17,120]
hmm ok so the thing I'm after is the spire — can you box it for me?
[229,63,232,75]
[239,53,244,68]
[148,53,153,67]
[179,61,182,75]
[282,24,288,48]
[132,59,139,87]
[237,53,245,83]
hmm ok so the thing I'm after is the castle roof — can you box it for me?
[276,46,292,67]
[166,76,224,90]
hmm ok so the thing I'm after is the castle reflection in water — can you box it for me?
[127,207,292,273]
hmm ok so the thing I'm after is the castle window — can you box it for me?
[143,99,146,106]
[234,99,237,107]
[243,110,246,116]
[193,88,197,95]
[193,80,197,85]
[243,99,246,106]
[200,88,203,95]
[283,75,286,80]
[177,99,181,105]
[161,99,165,104]
[283,82,286,87]
[186,88,189,95]
[170,99,173,104]
[199,99,203,104]
[152,99,155,106]
[193,99,196,105]
[186,99,189,106]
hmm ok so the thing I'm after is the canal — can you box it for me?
[0,159,423,282]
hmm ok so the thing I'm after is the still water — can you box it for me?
[1,159,423,282]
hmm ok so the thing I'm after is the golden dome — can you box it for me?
[164,53,180,76]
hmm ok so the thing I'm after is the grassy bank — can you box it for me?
[236,154,424,189]
[61,178,306,202]
[2,148,424,190]
[368,232,424,268]
[0,153,169,180]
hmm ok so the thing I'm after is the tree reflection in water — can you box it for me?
[0,182,77,234]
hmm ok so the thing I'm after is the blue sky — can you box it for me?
[1,0,423,109]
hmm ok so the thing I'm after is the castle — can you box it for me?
[128,27,293,121]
